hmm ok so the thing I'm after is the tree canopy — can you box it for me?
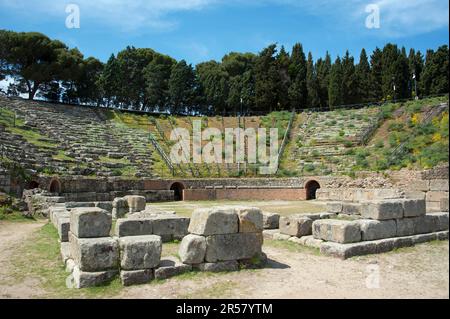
[0,29,448,114]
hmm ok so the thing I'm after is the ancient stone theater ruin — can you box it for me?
[0,94,448,288]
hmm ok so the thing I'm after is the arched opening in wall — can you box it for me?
[26,181,40,190]
[49,178,61,194]
[305,180,321,200]
[170,182,185,201]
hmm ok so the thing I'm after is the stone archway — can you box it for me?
[170,182,185,201]
[305,180,321,200]
[49,178,61,194]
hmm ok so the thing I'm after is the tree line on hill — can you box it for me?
[0,30,448,115]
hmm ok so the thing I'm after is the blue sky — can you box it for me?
[0,0,448,64]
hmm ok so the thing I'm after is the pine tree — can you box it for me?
[316,52,332,108]
[306,52,320,108]
[370,47,383,101]
[328,57,343,108]
[276,46,291,110]
[355,48,371,103]
[254,44,280,113]
[288,43,307,109]
[168,60,196,114]
[341,50,358,104]
[420,45,449,96]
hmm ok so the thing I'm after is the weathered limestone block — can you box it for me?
[262,229,280,240]
[279,215,314,237]
[118,235,162,270]
[69,234,119,272]
[358,220,397,241]
[188,207,238,236]
[326,202,343,214]
[414,215,440,234]
[262,212,280,229]
[124,195,146,213]
[313,219,361,244]
[154,257,192,280]
[441,198,449,212]
[115,218,153,237]
[396,218,416,237]
[152,216,190,241]
[112,198,128,219]
[428,213,449,231]
[320,212,337,219]
[95,202,113,214]
[236,207,263,233]
[70,207,112,238]
[205,233,263,263]
[429,179,449,191]
[67,266,117,289]
[60,242,71,264]
[426,191,449,203]
[295,235,324,249]
[342,203,362,215]
[65,202,95,209]
[272,232,291,241]
[194,261,239,272]
[120,269,154,286]
[65,259,76,273]
[58,217,71,242]
[179,234,207,265]
[403,199,426,218]
[361,200,404,220]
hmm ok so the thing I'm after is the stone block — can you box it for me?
[152,216,190,241]
[95,202,113,214]
[124,195,146,213]
[120,269,154,286]
[154,257,192,280]
[412,233,437,244]
[70,207,112,238]
[262,229,279,240]
[65,259,76,273]
[179,234,206,265]
[441,198,449,212]
[205,233,263,263]
[118,235,162,270]
[236,207,263,233]
[326,202,343,214]
[429,179,449,191]
[428,213,449,231]
[194,261,239,272]
[115,218,153,237]
[188,207,238,236]
[262,212,280,229]
[361,200,404,220]
[436,231,449,240]
[342,203,362,215]
[426,191,449,203]
[69,234,119,272]
[403,199,426,218]
[60,242,71,263]
[112,198,128,219]
[313,219,361,244]
[65,202,95,209]
[272,232,291,241]
[295,235,323,249]
[67,266,117,289]
[396,218,416,237]
[58,217,70,242]
[279,215,314,237]
[414,215,440,234]
[358,220,397,241]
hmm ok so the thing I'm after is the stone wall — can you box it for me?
[184,188,306,201]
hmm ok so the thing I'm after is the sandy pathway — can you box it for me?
[0,221,46,299]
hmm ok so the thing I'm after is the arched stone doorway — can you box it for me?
[170,182,185,201]
[305,180,321,200]
[49,178,61,194]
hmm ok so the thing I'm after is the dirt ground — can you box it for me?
[0,219,448,299]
